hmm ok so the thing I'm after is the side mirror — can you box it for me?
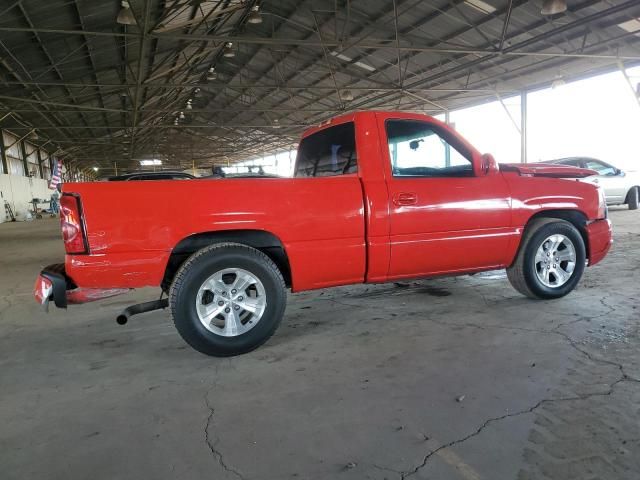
[481,153,498,175]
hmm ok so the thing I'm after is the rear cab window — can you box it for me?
[295,122,358,177]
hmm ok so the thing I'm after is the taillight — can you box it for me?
[60,194,88,254]
[596,187,607,219]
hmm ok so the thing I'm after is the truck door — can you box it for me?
[379,115,514,279]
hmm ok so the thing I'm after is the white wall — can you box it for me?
[0,174,53,222]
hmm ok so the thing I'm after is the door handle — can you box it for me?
[393,192,418,206]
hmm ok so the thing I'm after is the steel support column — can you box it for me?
[444,111,451,167]
[618,60,640,109]
[0,129,8,174]
[520,91,528,164]
[19,138,29,176]
[36,148,44,179]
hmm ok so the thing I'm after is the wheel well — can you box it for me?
[523,209,589,258]
[162,230,291,291]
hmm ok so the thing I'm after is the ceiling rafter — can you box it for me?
[0,0,638,171]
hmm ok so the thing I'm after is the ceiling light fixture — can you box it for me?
[463,0,496,14]
[140,159,162,166]
[341,90,354,101]
[93,167,99,172]
[329,51,376,72]
[617,18,640,36]
[116,1,137,25]
[186,99,193,110]
[272,119,281,129]
[247,5,262,24]
[541,0,567,16]
[223,42,235,58]
[179,111,185,120]
[207,67,217,80]
[174,118,179,125]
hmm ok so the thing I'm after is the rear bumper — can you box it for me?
[586,218,613,267]
[34,263,130,310]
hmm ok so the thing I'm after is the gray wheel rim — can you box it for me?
[195,268,267,337]
[534,234,577,288]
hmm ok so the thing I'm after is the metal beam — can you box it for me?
[0,128,8,174]
[618,60,640,109]
[520,91,527,164]
[1,27,639,60]
[0,81,522,93]
[36,147,44,178]
[19,136,28,176]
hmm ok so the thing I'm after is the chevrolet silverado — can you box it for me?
[34,111,613,356]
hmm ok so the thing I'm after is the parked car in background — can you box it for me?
[543,158,639,210]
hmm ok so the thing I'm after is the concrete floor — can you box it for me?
[1,210,639,480]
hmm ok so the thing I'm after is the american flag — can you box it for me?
[49,159,63,190]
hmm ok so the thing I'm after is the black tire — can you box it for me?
[169,243,287,356]
[627,186,639,210]
[507,219,586,300]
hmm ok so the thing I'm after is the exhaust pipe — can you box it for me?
[116,298,169,325]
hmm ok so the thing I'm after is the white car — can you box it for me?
[545,157,639,210]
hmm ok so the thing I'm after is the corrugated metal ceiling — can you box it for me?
[0,0,638,172]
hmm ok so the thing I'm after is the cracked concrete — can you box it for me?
[1,208,639,480]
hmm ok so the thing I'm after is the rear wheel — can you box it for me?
[169,243,286,356]
[627,186,639,210]
[507,219,586,300]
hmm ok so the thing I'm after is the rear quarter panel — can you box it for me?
[64,177,366,291]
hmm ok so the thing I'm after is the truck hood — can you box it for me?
[500,163,597,178]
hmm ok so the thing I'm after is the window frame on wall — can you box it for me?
[0,128,57,179]
[2,131,25,176]
[41,151,51,180]
[25,141,40,178]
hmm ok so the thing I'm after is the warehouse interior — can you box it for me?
[2,1,640,479]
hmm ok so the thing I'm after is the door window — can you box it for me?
[584,160,616,176]
[557,159,581,167]
[295,122,357,177]
[386,120,473,177]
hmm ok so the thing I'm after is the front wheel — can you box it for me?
[507,219,586,300]
[169,243,287,356]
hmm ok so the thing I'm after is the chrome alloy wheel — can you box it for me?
[195,268,267,337]
[534,234,577,288]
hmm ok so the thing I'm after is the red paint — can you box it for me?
[585,219,613,266]
[499,163,598,178]
[36,111,611,305]
[66,287,131,304]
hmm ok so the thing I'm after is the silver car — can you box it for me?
[545,157,639,210]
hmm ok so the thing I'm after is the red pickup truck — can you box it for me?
[34,111,612,356]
